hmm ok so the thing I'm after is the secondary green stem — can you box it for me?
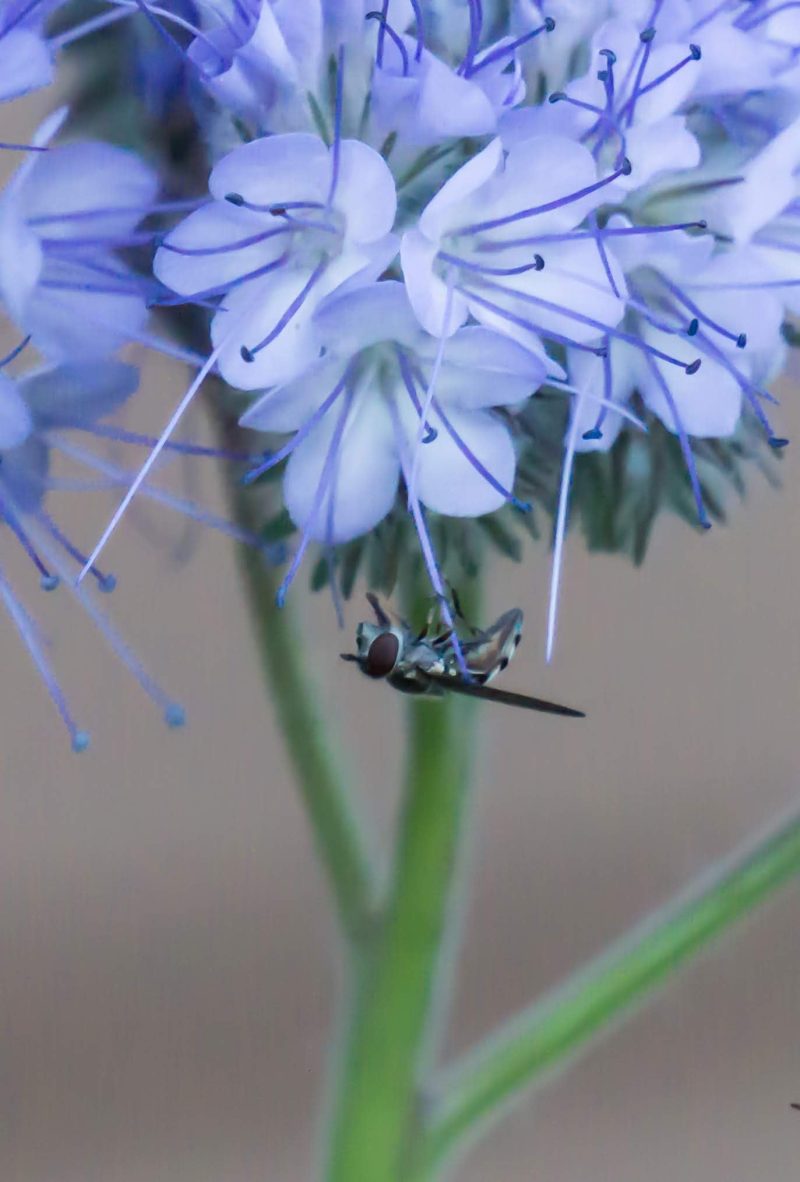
[326,579,480,1182]
[412,804,800,1175]
[213,400,376,946]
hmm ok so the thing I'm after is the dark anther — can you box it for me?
[269,205,287,216]
[685,358,702,375]
[688,318,699,336]
[689,43,702,60]
[533,253,545,270]
[736,333,747,348]
[640,26,656,42]
[620,157,632,175]
[422,426,438,443]
[544,16,556,31]
[696,219,708,229]
[548,91,565,103]
[240,345,255,362]
[225,192,245,205]
[582,428,603,440]
[769,437,790,449]
[599,48,617,63]
[597,70,608,82]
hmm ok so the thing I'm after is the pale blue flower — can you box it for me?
[154,128,398,389]
[0,352,275,747]
[0,111,159,360]
[507,16,702,192]
[401,135,627,351]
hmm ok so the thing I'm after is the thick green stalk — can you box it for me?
[213,404,376,946]
[325,582,480,1182]
[412,806,800,1175]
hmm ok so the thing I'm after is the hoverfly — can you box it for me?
[341,593,585,717]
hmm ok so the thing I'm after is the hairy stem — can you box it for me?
[412,804,800,1175]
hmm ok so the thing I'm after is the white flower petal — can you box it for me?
[284,393,399,542]
[399,400,516,517]
[401,229,469,337]
[240,356,347,432]
[332,140,397,243]
[154,203,285,296]
[209,133,330,206]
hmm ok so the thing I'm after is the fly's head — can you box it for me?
[341,620,406,680]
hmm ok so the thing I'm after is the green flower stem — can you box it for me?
[412,805,800,1175]
[212,402,376,947]
[325,580,481,1182]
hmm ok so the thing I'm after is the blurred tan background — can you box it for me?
[3,93,800,1182]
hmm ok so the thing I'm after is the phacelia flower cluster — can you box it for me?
[2,0,799,741]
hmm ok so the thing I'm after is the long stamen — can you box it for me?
[438,250,545,276]
[389,402,469,676]
[83,422,251,460]
[1,497,57,586]
[275,387,355,607]
[240,258,328,362]
[659,275,747,347]
[367,9,410,74]
[242,371,350,484]
[475,220,707,251]
[36,510,116,590]
[458,160,632,235]
[738,2,800,30]
[395,349,437,443]
[408,272,455,506]
[461,276,702,372]
[0,562,89,751]
[692,332,788,447]
[408,0,425,61]
[546,389,584,662]
[460,0,484,74]
[459,286,609,356]
[468,18,555,75]
[642,353,711,528]
[78,327,237,579]
[620,44,702,120]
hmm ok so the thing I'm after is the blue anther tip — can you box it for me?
[640,26,656,42]
[685,359,702,375]
[240,345,255,363]
[620,157,632,175]
[40,574,60,592]
[769,436,790,449]
[690,43,702,60]
[275,588,287,608]
[736,333,747,348]
[99,574,117,593]
[72,731,91,753]
[225,192,244,205]
[582,428,603,440]
[544,16,555,31]
[548,91,565,104]
[164,703,186,729]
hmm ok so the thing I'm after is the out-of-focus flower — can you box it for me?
[0,0,58,103]
[0,110,159,359]
[0,350,277,746]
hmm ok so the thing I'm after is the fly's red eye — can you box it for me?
[364,632,400,679]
